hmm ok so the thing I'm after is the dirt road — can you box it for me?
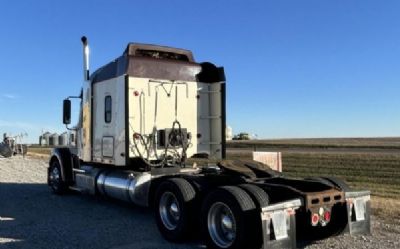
[0,156,198,249]
[1,156,399,249]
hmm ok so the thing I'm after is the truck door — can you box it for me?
[92,76,126,165]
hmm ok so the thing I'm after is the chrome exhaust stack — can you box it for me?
[81,36,90,81]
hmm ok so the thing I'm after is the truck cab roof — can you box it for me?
[90,43,201,84]
[124,43,195,63]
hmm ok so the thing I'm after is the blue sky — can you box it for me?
[0,0,399,143]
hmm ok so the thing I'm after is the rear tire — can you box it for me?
[239,184,269,208]
[301,177,350,238]
[322,176,351,192]
[154,178,196,242]
[201,186,260,249]
[304,177,335,188]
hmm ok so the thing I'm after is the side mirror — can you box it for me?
[63,99,71,124]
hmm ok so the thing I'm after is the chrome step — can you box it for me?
[73,168,86,173]
[69,186,83,192]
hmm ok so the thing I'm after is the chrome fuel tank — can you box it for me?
[74,166,152,207]
[96,170,151,207]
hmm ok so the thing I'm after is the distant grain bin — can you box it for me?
[58,132,68,146]
[49,133,59,146]
[40,132,51,146]
[226,126,233,140]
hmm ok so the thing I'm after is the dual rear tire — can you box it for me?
[201,186,263,249]
[154,178,197,242]
[154,180,268,249]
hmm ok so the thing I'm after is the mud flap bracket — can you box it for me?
[344,191,371,235]
[261,199,302,249]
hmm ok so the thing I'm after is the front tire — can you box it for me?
[48,159,68,194]
[154,178,196,242]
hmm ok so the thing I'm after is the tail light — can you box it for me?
[311,213,319,226]
[311,208,332,226]
[324,210,331,222]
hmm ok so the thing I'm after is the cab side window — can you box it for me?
[105,96,112,123]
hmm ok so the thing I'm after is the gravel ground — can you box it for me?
[0,156,399,249]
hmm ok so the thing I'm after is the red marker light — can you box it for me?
[324,210,331,222]
[134,91,140,96]
[311,213,319,226]
[133,133,140,140]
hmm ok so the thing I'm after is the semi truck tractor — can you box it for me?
[48,37,371,249]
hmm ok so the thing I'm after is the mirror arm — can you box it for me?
[65,124,77,131]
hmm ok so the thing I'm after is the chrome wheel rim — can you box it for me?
[49,165,60,189]
[208,202,236,248]
[159,192,181,230]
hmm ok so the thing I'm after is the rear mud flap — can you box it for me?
[344,191,371,235]
[261,199,302,249]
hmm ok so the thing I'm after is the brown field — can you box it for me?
[227,137,400,223]
[227,150,400,198]
[228,137,400,149]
